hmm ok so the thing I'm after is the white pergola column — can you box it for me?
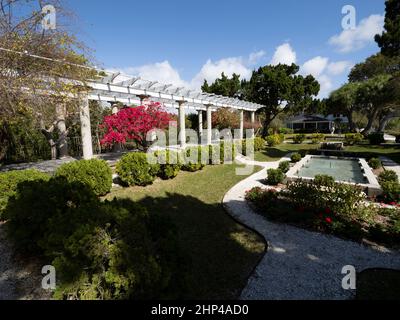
[206,105,212,145]
[178,102,186,148]
[251,111,256,138]
[80,96,94,160]
[198,110,203,142]
[239,109,244,140]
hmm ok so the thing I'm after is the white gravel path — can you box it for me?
[223,156,400,300]
[0,223,51,300]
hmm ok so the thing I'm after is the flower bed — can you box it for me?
[245,178,400,247]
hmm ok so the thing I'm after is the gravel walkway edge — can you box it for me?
[223,156,400,300]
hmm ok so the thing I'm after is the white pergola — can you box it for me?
[78,71,264,159]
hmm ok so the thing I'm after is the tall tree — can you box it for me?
[243,64,320,136]
[202,73,242,98]
[375,0,400,57]
[326,82,361,132]
[0,0,97,159]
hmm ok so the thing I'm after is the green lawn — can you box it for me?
[254,143,400,164]
[254,143,319,162]
[105,164,265,300]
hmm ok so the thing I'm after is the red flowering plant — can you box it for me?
[100,102,173,151]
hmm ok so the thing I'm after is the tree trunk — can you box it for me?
[56,103,69,159]
[347,111,356,132]
[362,106,380,136]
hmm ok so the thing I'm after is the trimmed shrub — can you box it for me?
[245,187,279,210]
[379,170,399,184]
[314,174,335,186]
[381,181,400,203]
[181,146,206,172]
[278,128,294,135]
[368,158,382,170]
[220,141,237,163]
[344,133,364,146]
[254,137,266,151]
[155,150,182,180]
[55,159,112,196]
[266,134,281,147]
[208,144,221,164]
[293,134,306,144]
[368,133,385,145]
[4,177,184,299]
[286,178,366,219]
[116,152,160,187]
[291,153,302,163]
[311,133,325,144]
[267,168,285,186]
[0,169,50,220]
[278,161,291,173]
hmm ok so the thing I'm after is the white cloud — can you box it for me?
[248,50,266,65]
[121,61,189,88]
[326,61,354,75]
[329,14,384,53]
[301,56,329,77]
[317,74,334,98]
[190,56,252,89]
[270,43,297,65]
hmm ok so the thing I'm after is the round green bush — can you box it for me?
[267,168,285,186]
[379,170,399,184]
[291,153,302,163]
[116,152,159,187]
[155,150,182,180]
[314,174,335,186]
[293,134,306,144]
[254,137,266,151]
[0,169,50,220]
[55,159,112,196]
[181,146,206,172]
[381,181,400,203]
[266,134,281,147]
[278,161,291,173]
[368,158,382,170]
[345,133,364,146]
[311,133,325,144]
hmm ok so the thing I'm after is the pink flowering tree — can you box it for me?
[100,102,173,150]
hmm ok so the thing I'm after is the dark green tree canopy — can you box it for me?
[202,72,242,98]
[243,64,320,134]
[349,54,400,82]
[375,0,400,57]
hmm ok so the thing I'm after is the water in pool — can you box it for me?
[297,157,366,184]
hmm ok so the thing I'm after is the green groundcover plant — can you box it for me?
[4,177,186,300]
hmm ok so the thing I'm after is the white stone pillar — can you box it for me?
[198,110,203,142]
[239,109,244,140]
[207,106,212,145]
[251,111,256,138]
[178,102,186,148]
[80,96,93,160]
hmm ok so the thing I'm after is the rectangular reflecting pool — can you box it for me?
[297,157,365,184]
[285,155,383,197]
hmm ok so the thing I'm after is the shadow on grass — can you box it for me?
[134,193,266,300]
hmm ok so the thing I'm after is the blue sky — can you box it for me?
[67,0,386,97]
